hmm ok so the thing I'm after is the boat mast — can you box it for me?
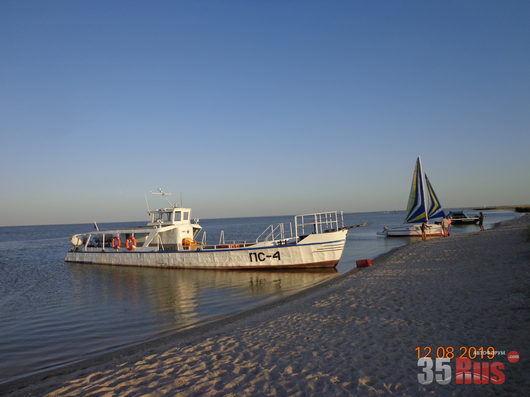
[418,156,429,222]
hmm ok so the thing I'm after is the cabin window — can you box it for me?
[162,212,172,222]
[133,233,149,245]
[88,235,103,248]
[174,211,182,222]
[183,211,189,221]
[104,235,113,248]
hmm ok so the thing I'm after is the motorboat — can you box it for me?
[447,211,479,225]
[65,192,350,270]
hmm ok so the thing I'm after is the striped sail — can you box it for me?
[425,174,445,219]
[404,157,428,223]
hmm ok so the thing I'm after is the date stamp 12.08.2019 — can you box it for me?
[415,346,520,385]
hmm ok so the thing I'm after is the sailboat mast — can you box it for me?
[418,156,429,222]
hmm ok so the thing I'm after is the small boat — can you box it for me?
[65,192,350,270]
[447,211,479,225]
[381,157,445,237]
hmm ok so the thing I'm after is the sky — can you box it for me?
[1,0,529,226]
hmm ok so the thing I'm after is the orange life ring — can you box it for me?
[111,236,121,250]
[126,236,137,251]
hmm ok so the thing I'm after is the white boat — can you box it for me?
[65,194,349,270]
[381,157,445,237]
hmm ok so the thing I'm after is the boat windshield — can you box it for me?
[152,212,172,222]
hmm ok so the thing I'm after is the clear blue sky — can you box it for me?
[1,0,529,226]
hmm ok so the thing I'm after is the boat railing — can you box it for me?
[255,222,293,243]
[185,240,255,251]
[294,211,342,236]
[71,212,344,252]
[70,229,154,251]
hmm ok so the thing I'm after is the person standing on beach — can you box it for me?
[478,212,485,231]
[447,215,452,236]
[441,216,449,237]
[421,220,427,240]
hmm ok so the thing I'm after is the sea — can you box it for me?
[0,209,519,385]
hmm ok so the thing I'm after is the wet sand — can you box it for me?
[4,215,530,396]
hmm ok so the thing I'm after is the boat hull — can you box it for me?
[385,223,444,237]
[65,230,348,270]
[451,218,478,225]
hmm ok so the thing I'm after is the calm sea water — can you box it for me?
[0,210,518,385]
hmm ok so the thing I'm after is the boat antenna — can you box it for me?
[150,188,176,207]
[144,193,151,214]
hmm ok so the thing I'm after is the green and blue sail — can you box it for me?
[404,157,445,224]
[425,174,444,219]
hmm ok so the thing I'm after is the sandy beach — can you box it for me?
[4,215,529,396]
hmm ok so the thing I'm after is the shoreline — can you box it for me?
[1,262,362,391]
[3,215,529,395]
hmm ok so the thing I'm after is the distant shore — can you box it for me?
[472,205,530,212]
[4,215,529,396]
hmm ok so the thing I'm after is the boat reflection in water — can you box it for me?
[68,263,338,339]
[0,263,337,386]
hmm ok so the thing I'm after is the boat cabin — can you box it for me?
[148,207,193,226]
[146,207,202,247]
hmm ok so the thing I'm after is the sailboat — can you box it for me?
[382,156,445,237]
